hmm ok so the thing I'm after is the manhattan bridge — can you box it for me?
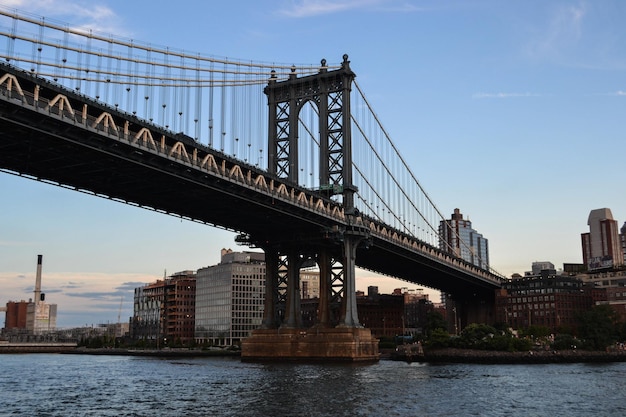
[0,9,505,359]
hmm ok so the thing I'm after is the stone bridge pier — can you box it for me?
[241,217,379,362]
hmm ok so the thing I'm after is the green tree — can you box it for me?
[426,328,450,348]
[457,323,497,349]
[520,325,550,339]
[577,305,619,350]
[426,311,448,337]
[551,334,579,351]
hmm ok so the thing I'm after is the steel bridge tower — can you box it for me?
[241,56,378,361]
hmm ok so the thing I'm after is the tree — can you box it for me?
[426,328,450,348]
[426,311,448,337]
[577,304,620,350]
[457,323,497,349]
[519,325,550,339]
[551,334,579,351]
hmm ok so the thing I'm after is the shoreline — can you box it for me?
[0,344,240,357]
[410,348,626,364]
[65,347,241,357]
[4,345,626,363]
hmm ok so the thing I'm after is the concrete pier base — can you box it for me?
[241,327,379,362]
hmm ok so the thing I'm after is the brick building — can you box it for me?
[4,300,29,329]
[495,269,593,332]
[131,270,196,345]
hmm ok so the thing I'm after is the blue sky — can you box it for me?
[1,0,625,327]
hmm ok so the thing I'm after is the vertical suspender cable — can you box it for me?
[126,42,132,112]
[195,55,201,141]
[220,61,226,151]
[208,59,214,147]
[36,19,44,74]
[6,14,16,62]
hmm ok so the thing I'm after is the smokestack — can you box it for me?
[34,254,43,305]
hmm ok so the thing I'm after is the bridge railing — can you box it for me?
[361,214,505,285]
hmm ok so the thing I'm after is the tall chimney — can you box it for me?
[34,254,43,304]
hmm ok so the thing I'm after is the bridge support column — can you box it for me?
[338,218,370,328]
[261,247,279,329]
[317,249,332,327]
[241,233,378,362]
[283,251,303,328]
[338,233,361,328]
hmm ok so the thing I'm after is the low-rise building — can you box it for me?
[495,268,593,332]
[359,287,432,338]
[4,300,29,329]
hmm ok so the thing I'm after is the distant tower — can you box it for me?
[621,222,626,263]
[531,261,555,275]
[438,208,489,270]
[581,208,624,270]
[26,255,57,334]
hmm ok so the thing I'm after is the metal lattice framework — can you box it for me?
[265,56,354,209]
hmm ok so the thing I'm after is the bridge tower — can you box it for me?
[241,56,378,361]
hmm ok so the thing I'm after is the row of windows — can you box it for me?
[508,311,575,319]
[507,288,582,295]
[511,296,556,303]
[509,303,556,311]
[228,306,261,313]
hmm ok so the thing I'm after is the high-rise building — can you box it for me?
[438,208,489,270]
[195,249,265,346]
[620,222,626,262]
[23,255,57,334]
[531,261,555,276]
[131,270,196,344]
[581,208,624,271]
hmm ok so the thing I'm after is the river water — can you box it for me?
[0,354,624,416]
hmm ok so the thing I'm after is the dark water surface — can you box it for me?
[0,353,624,416]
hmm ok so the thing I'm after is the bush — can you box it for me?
[378,336,396,349]
[551,334,579,351]
[457,323,497,349]
[486,334,514,351]
[426,328,450,348]
[511,337,532,351]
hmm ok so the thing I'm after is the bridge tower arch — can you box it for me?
[265,54,357,212]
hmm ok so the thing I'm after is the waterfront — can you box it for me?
[1,354,625,416]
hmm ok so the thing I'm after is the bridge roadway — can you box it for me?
[0,62,503,304]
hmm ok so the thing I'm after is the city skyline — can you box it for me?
[1,0,625,327]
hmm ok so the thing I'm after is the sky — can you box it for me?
[1,0,625,327]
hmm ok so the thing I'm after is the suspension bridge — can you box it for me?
[0,9,504,360]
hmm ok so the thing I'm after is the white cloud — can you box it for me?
[472,92,541,99]
[0,0,25,7]
[525,2,587,62]
[0,0,127,37]
[278,0,423,18]
[0,271,156,327]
